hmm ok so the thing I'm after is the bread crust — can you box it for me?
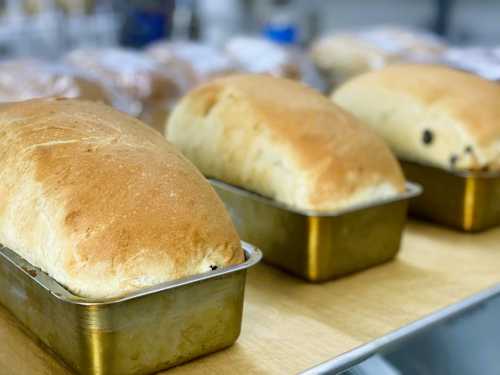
[167,74,404,211]
[0,98,242,298]
[333,64,500,171]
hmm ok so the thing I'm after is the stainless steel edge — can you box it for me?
[0,241,262,306]
[300,283,500,375]
[209,179,422,217]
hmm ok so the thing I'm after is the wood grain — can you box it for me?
[1,221,499,374]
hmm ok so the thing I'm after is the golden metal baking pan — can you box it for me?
[210,180,420,282]
[0,242,261,375]
[401,160,500,232]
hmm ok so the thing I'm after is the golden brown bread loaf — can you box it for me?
[167,74,405,211]
[0,99,242,299]
[332,64,500,171]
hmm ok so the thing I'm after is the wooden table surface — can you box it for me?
[1,221,500,375]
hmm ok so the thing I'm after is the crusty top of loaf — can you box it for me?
[333,64,500,171]
[167,74,405,211]
[0,98,242,299]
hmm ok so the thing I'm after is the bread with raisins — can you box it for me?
[332,64,500,171]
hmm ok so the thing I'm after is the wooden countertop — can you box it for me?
[1,221,500,375]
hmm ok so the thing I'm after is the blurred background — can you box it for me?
[2,0,499,56]
[0,0,499,132]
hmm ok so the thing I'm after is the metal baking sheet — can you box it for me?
[0,242,261,375]
[210,180,421,282]
[401,160,500,231]
[301,283,500,374]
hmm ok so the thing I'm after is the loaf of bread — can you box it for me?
[0,58,112,104]
[311,33,389,86]
[224,37,301,80]
[332,64,500,171]
[146,41,236,85]
[167,74,405,211]
[65,48,181,104]
[311,26,445,87]
[65,48,186,132]
[0,99,242,299]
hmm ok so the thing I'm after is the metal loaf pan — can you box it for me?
[401,160,500,232]
[0,242,261,375]
[210,180,421,282]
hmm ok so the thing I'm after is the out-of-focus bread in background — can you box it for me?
[224,36,301,80]
[443,47,500,81]
[167,74,405,211]
[0,58,112,104]
[65,47,185,133]
[146,41,237,85]
[311,25,446,88]
[333,64,500,172]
